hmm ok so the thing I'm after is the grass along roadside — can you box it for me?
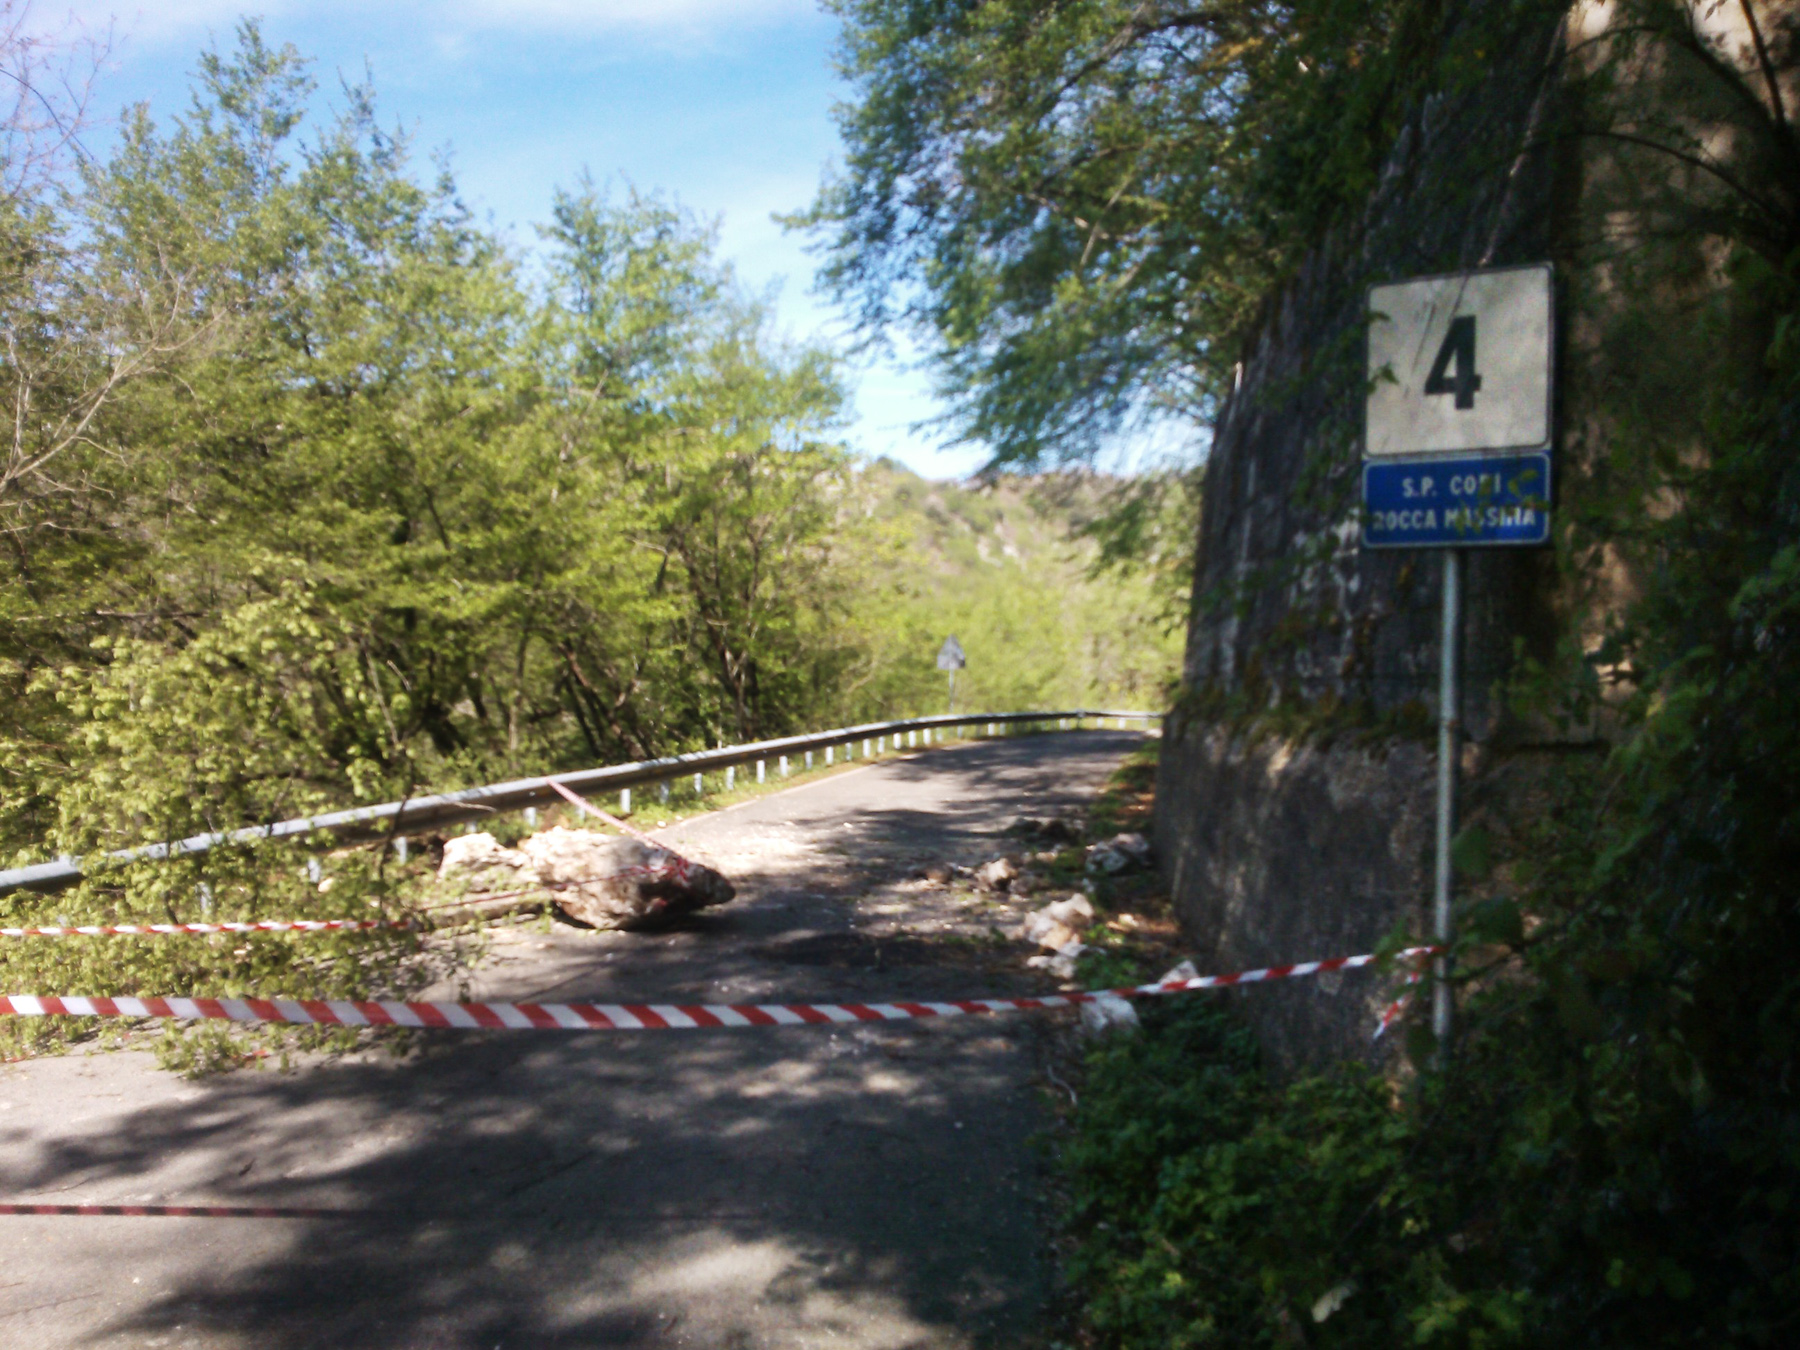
[1034,738,1477,1350]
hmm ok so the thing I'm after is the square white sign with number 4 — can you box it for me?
[1365,263,1552,458]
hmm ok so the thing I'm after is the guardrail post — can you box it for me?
[825,746,833,765]
[524,807,538,828]
[693,772,703,796]
[805,750,813,769]
[660,781,670,804]
[620,788,631,814]
[725,766,734,791]
[394,837,409,863]
[757,759,765,783]
[780,755,789,777]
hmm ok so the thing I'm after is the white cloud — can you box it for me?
[24,2,273,45]
[452,0,817,31]
[39,0,818,47]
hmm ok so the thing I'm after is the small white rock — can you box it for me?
[1026,939,1087,981]
[1043,894,1097,930]
[1078,993,1141,1038]
[1111,831,1152,860]
[438,832,529,880]
[1084,846,1129,875]
[974,857,1019,890]
[1157,959,1201,985]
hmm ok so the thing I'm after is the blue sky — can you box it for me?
[45,0,986,478]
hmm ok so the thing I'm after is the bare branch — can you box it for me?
[1737,0,1789,132]
[0,1,111,204]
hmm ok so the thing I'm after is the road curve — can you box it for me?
[0,729,1146,1350]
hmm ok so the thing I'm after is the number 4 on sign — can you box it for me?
[1364,263,1551,459]
[1424,316,1481,409]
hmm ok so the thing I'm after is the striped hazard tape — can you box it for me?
[546,778,700,887]
[1374,948,1435,1038]
[0,948,1439,1032]
[0,919,408,938]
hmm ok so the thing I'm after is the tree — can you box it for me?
[801,0,1456,467]
[0,23,872,1066]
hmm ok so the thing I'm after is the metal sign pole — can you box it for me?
[937,635,966,715]
[1361,263,1553,1061]
[1432,548,1463,1061]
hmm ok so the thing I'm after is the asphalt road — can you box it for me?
[0,729,1148,1350]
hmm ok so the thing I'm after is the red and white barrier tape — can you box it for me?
[1373,949,1434,1038]
[0,947,1439,1032]
[612,859,697,886]
[547,779,657,845]
[0,919,408,938]
[546,777,700,888]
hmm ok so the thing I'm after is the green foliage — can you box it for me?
[0,20,1186,1070]
[803,0,1554,466]
[1064,1000,1453,1349]
[952,2,1800,1344]
[0,843,452,1074]
[0,23,861,1064]
[1086,740,1159,839]
[1064,973,1794,1348]
[828,460,1182,715]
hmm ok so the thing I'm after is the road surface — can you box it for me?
[0,729,1147,1349]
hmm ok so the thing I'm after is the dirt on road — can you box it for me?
[0,730,1149,1350]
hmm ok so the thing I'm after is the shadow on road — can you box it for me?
[3,1019,1043,1347]
[0,729,1149,1349]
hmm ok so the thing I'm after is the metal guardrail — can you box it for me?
[0,710,1162,896]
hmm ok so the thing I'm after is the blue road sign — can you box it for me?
[1361,452,1551,548]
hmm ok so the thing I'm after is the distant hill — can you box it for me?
[828,459,1183,718]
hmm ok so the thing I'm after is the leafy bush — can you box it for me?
[0,842,458,1073]
[1063,1000,1453,1349]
